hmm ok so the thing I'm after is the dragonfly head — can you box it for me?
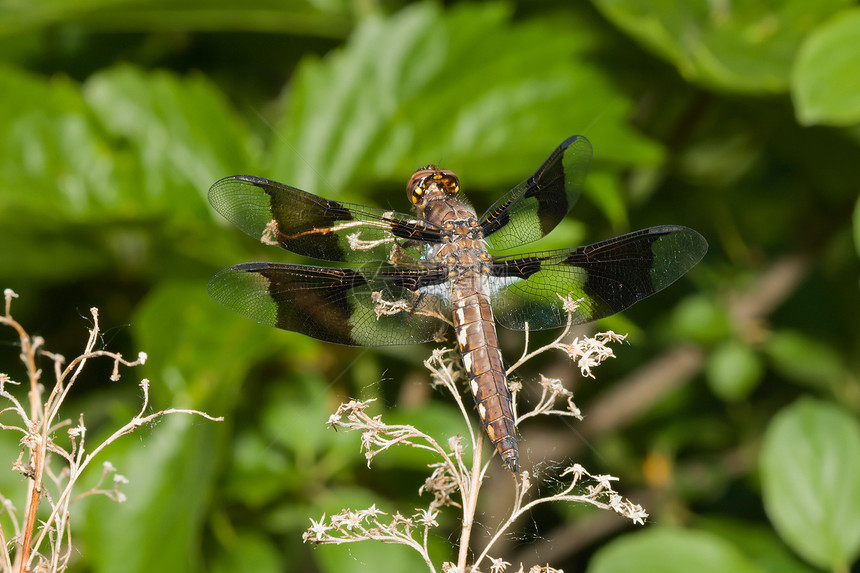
[407,165,460,206]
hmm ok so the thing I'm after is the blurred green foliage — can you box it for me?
[0,0,859,571]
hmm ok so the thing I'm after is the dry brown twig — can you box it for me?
[303,294,646,573]
[0,288,222,573]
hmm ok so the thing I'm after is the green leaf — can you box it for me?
[0,225,109,281]
[133,281,292,409]
[584,170,629,228]
[211,532,282,573]
[588,527,762,573]
[84,65,261,213]
[855,192,860,259]
[677,131,763,188]
[0,65,120,219]
[0,70,114,276]
[82,415,221,573]
[667,293,732,344]
[592,0,854,93]
[259,374,358,469]
[760,398,860,569]
[706,338,763,401]
[0,64,262,283]
[221,377,362,507]
[792,8,860,126]
[765,330,843,390]
[222,430,292,508]
[700,517,821,573]
[0,63,258,223]
[0,0,353,38]
[315,537,426,573]
[270,2,662,199]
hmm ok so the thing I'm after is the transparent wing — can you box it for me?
[209,175,444,263]
[489,226,708,330]
[208,262,452,346]
[480,136,592,251]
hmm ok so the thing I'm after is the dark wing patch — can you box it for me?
[207,262,452,346]
[208,175,444,263]
[488,226,708,330]
[480,136,592,251]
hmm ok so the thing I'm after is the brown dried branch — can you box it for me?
[0,289,222,572]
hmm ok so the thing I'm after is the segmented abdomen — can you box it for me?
[452,286,518,472]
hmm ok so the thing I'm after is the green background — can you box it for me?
[1,0,859,571]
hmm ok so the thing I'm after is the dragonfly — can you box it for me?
[207,135,708,473]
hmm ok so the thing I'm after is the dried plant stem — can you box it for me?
[507,310,574,377]
[306,295,640,573]
[456,436,484,569]
[1,295,47,571]
[1,288,222,572]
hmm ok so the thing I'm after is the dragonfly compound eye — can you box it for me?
[407,166,460,204]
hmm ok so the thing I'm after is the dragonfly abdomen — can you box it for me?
[452,288,518,472]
